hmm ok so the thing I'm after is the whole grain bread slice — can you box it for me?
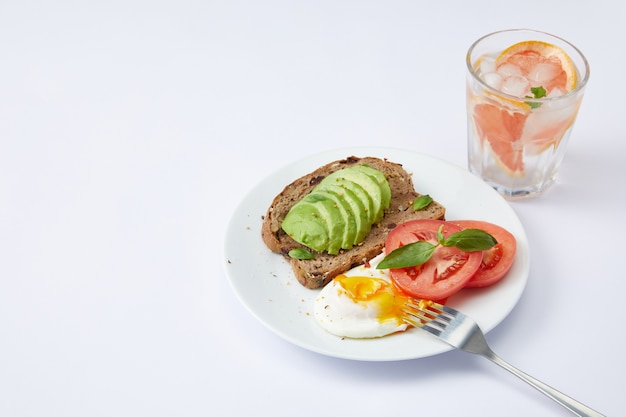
[261,156,446,289]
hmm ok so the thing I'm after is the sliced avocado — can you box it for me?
[301,192,345,255]
[326,169,383,224]
[334,185,372,244]
[327,175,375,226]
[342,167,386,223]
[314,184,359,249]
[352,165,391,211]
[281,201,329,252]
[281,164,391,253]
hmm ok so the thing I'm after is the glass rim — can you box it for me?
[466,28,590,102]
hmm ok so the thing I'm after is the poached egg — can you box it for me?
[313,254,411,338]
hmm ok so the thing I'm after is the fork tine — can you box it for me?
[402,299,472,339]
[404,299,462,320]
[403,299,449,320]
[404,298,486,351]
[402,299,451,334]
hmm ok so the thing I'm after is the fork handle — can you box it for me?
[484,351,605,417]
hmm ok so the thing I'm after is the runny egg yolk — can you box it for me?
[313,257,413,339]
[334,274,409,324]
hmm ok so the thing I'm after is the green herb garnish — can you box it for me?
[525,86,547,109]
[377,241,437,269]
[288,248,315,260]
[376,226,497,270]
[412,194,433,211]
[440,228,498,251]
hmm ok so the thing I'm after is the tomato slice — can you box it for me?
[451,220,517,288]
[384,220,483,300]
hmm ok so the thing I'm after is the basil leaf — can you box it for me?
[442,228,497,252]
[288,248,315,260]
[412,195,433,211]
[376,241,436,269]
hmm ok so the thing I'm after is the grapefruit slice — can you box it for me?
[472,102,528,177]
[496,40,578,95]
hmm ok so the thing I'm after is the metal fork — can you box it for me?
[402,299,605,417]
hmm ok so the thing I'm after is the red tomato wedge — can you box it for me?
[384,220,483,300]
[451,220,517,288]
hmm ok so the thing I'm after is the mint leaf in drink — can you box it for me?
[412,194,433,211]
[525,86,547,109]
[530,86,547,98]
[526,101,542,109]
[376,241,436,269]
[441,228,498,252]
[288,248,315,259]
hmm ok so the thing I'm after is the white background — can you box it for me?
[1,1,624,416]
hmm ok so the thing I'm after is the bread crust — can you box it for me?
[261,156,446,289]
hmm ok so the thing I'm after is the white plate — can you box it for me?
[223,147,530,361]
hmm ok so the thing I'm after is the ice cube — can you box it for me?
[520,104,577,148]
[543,90,576,110]
[547,87,565,98]
[501,76,530,97]
[497,63,523,78]
[528,62,559,85]
[480,56,496,75]
[483,72,503,90]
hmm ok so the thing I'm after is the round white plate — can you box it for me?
[223,147,530,361]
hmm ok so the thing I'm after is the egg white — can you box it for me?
[313,254,409,339]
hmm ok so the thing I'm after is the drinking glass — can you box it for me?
[466,29,590,199]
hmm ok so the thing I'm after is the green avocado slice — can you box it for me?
[329,176,375,226]
[352,164,391,211]
[281,201,329,252]
[314,184,360,248]
[325,169,382,224]
[300,192,346,255]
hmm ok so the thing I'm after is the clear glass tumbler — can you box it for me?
[466,29,590,199]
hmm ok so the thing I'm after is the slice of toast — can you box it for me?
[261,156,446,289]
